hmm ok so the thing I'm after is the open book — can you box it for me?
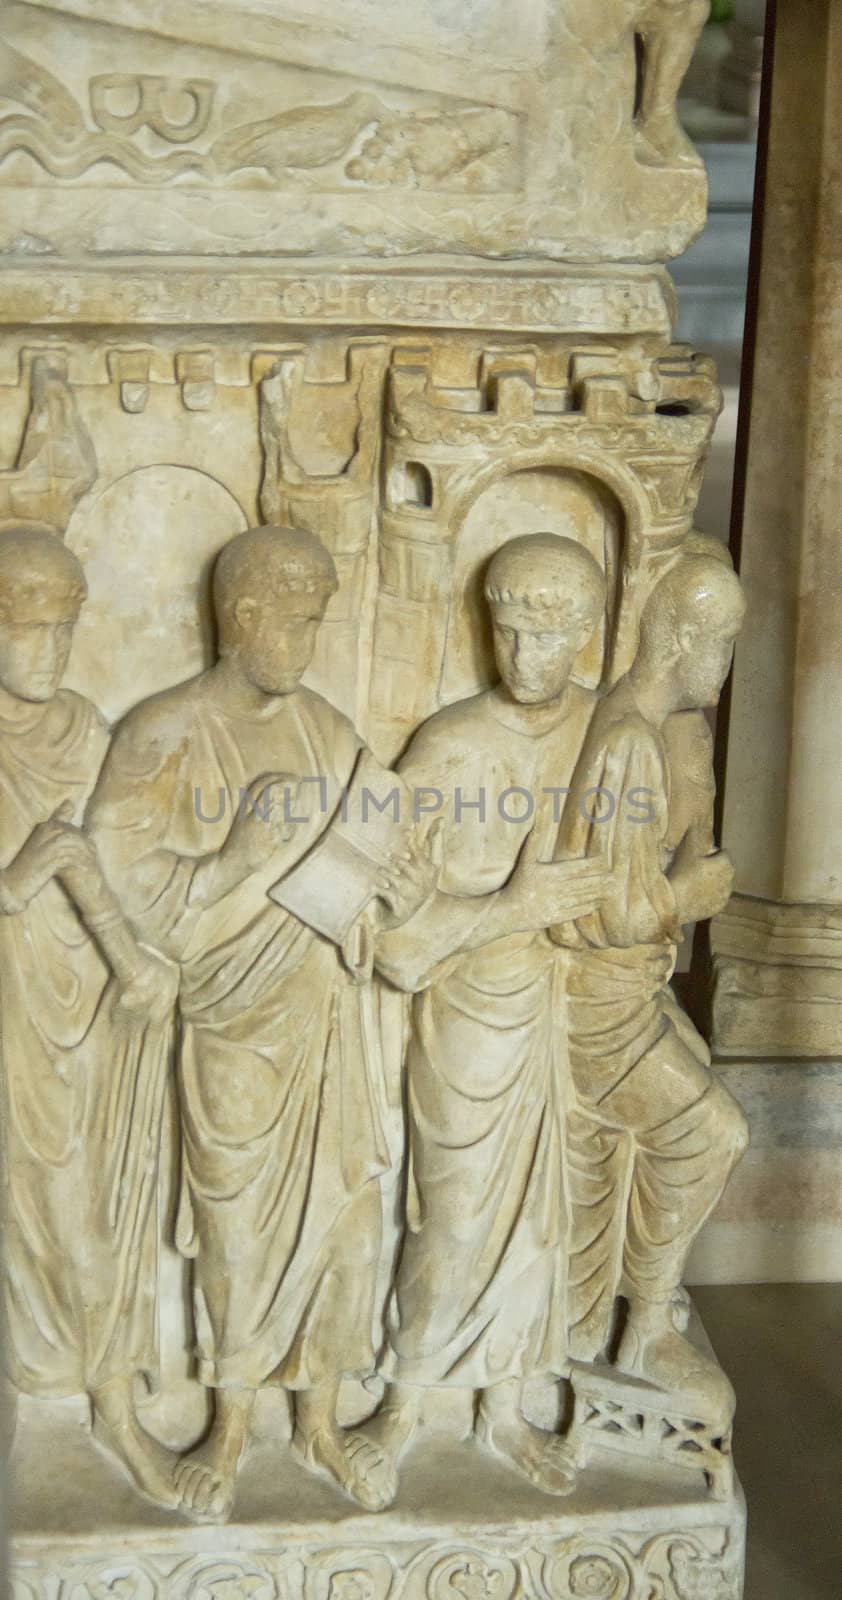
[269,748,416,944]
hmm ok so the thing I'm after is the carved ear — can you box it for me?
[677,620,697,655]
[575,615,598,651]
[233,596,258,630]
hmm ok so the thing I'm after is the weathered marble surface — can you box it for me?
[0,3,752,1595]
[0,0,708,261]
[1,310,748,1589]
[12,1307,745,1600]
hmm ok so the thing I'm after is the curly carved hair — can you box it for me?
[485,533,606,621]
[0,525,86,622]
[214,524,338,628]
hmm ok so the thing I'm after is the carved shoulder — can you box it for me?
[398,693,489,780]
[97,681,201,784]
[663,708,715,792]
[52,687,110,749]
[295,685,362,774]
[578,698,659,776]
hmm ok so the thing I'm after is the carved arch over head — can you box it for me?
[440,446,652,704]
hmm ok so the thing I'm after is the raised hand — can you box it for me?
[510,853,611,933]
[670,847,734,924]
[376,820,444,929]
[220,773,307,877]
[1,802,95,911]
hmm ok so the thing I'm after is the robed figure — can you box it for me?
[553,552,750,1419]
[366,535,609,1500]
[89,525,414,1521]
[0,527,179,1509]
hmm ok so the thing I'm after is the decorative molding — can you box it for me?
[712,894,842,1057]
[11,1526,745,1600]
[0,267,676,338]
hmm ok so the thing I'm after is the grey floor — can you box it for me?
[695,1284,842,1600]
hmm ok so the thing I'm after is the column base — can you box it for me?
[711,893,842,1056]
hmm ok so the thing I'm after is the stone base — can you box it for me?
[10,1422,745,1600]
[11,1343,745,1600]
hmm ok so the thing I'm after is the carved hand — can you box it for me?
[116,945,180,1026]
[670,848,735,924]
[509,854,611,933]
[1,804,95,911]
[376,820,444,929]
[220,773,306,879]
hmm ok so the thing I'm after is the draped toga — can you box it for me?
[554,679,682,1084]
[1,686,169,1397]
[88,671,391,1391]
[555,689,718,1085]
[554,688,744,1356]
[381,683,597,1389]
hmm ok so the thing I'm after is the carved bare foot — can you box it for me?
[293,1421,397,1511]
[617,1312,735,1421]
[671,1285,692,1334]
[475,1406,578,1497]
[634,112,702,169]
[359,1385,420,1478]
[174,1388,254,1524]
[91,1385,180,1511]
[174,1438,238,1523]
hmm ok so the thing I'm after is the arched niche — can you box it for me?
[439,465,624,708]
[64,465,248,723]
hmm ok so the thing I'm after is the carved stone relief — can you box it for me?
[369,342,720,759]
[257,344,387,723]
[0,48,521,195]
[0,327,717,739]
[64,466,248,720]
[9,1527,745,1600]
[0,355,96,529]
[1,3,747,1593]
[3,312,746,1584]
[1,344,745,1555]
[0,1,708,260]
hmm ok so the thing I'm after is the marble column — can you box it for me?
[696,0,842,1284]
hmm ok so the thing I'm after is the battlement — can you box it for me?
[389,344,722,436]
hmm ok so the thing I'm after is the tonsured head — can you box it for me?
[637,554,746,711]
[214,524,338,696]
[0,526,86,703]
[485,533,606,704]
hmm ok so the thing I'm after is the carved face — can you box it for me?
[492,603,595,704]
[229,590,330,696]
[0,607,77,703]
[674,616,742,710]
